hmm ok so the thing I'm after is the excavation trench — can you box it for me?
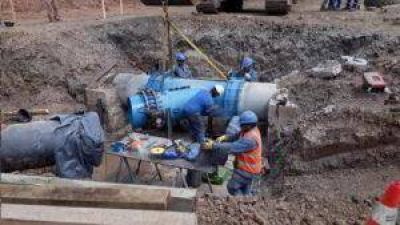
[0,15,399,173]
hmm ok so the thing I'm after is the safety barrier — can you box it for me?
[366,181,400,225]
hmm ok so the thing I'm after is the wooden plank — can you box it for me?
[102,0,107,18]
[1,204,197,225]
[9,0,16,21]
[1,219,84,225]
[0,184,170,210]
[1,174,196,212]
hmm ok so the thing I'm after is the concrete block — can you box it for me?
[85,88,127,132]
[309,60,342,79]
[268,100,298,130]
[2,204,198,225]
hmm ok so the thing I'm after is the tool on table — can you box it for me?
[150,146,167,159]
[173,139,188,153]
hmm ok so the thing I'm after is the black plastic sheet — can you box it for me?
[0,112,104,179]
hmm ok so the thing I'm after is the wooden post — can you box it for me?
[9,0,16,21]
[102,0,107,19]
[120,0,124,15]
[162,0,172,69]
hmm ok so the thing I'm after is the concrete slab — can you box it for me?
[1,173,196,212]
[0,183,170,210]
[1,204,197,225]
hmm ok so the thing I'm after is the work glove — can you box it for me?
[216,135,229,143]
[201,139,214,151]
[244,73,252,80]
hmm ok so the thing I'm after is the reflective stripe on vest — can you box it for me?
[235,127,262,174]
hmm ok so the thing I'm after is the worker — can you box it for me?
[182,85,224,143]
[172,52,192,78]
[202,110,262,196]
[229,57,257,81]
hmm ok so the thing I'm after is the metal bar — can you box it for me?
[135,160,142,175]
[155,164,163,181]
[167,108,173,140]
[123,157,136,183]
[205,173,214,193]
[115,158,123,182]
[180,168,188,188]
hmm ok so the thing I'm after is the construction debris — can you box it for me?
[309,60,343,79]
[341,56,368,72]
[363,72,386,92]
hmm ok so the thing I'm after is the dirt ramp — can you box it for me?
[0,16,164,111]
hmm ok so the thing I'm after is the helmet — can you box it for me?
[239,110,258,125]
[176,52,187,61]
[240,57,254,69]
[214,85,225,96]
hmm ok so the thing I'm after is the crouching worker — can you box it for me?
[201,110,262,196]
[182,85,225,143]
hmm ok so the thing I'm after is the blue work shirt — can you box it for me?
[173,64,192,78]
[183,89,215,117]
[228,69,257,82]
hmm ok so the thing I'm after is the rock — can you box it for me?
[301,216,314,225]
[323,105,336,114]
[309,60,342,79]
[341,56,368,72]
[363,199,373,207]
[351,195,360,204]
[85,88,127,132]
[333,219,347,225]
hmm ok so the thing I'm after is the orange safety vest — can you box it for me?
[234,127,262,174]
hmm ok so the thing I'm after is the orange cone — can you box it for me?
[366,181,400,225]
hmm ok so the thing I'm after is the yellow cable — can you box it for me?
[168,20,227,80]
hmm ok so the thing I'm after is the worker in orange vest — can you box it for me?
[202,110,263,196]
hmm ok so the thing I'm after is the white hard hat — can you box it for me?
[214,85,225,95]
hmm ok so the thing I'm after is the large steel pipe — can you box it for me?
[114,73,277,128]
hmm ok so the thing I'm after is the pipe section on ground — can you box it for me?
[0,112,105,178]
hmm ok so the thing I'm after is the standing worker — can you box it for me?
[172,52,192,78]
[182,85,224,143]
[229,57,257,81]
[202,110,262,196]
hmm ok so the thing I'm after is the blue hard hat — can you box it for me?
[240,57,254,69]
[176,52,187,61]
[239,110,258,125]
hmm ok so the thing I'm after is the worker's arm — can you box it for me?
[249,70,257,81]
[205,105,225,117]
[203,93,225,117]
[244,70,257,82]
[213,137,257,155]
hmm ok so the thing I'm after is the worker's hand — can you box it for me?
[244,73,252,80]
[216,135,229,143]
[201,139,214,151]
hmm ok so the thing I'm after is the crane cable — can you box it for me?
[167,19,227,80]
